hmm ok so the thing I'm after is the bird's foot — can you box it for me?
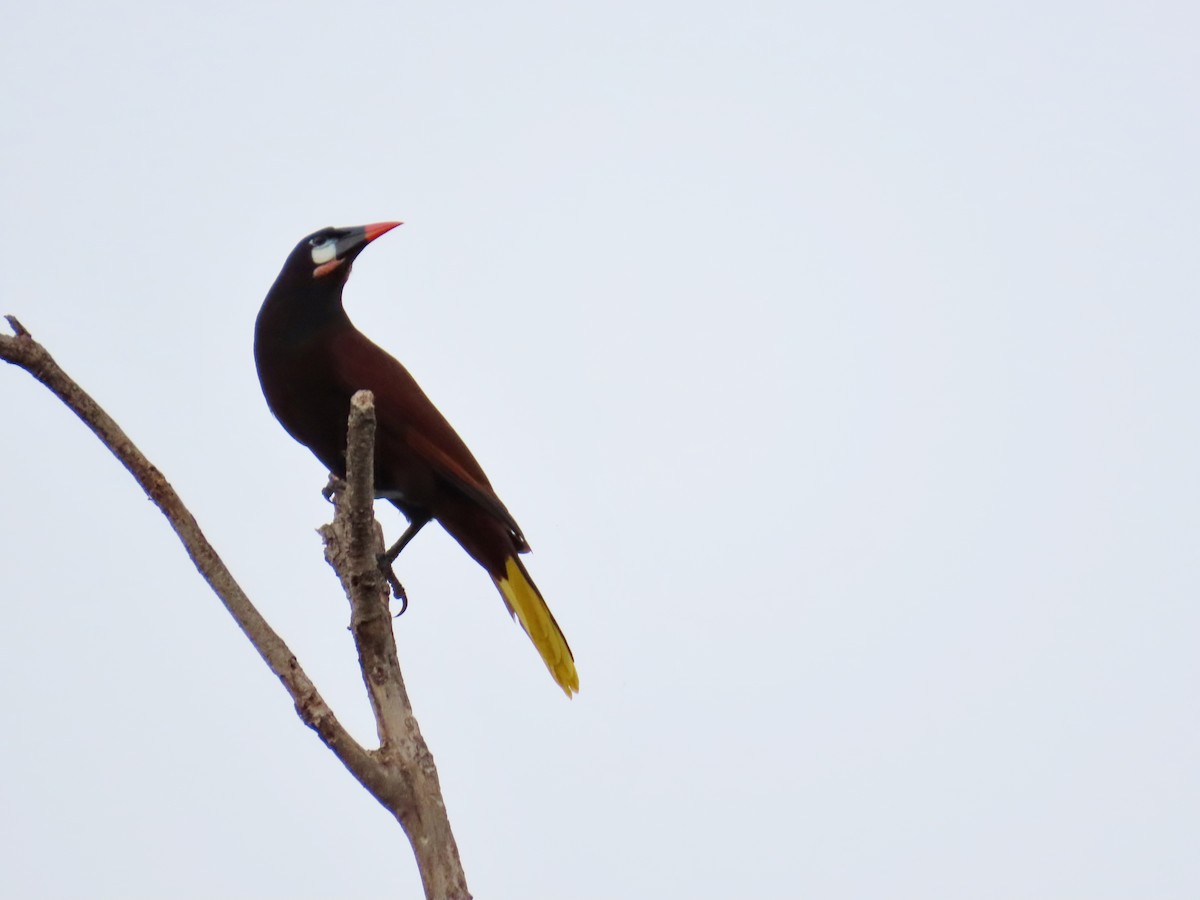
[322,474,345,503]
[377,554,409,616]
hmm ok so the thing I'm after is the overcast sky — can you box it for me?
[2,1,1198,897]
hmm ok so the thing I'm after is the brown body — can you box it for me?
[255,317,525,573]
[254,224,577,694]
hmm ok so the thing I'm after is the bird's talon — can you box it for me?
[377,554,409,616]
[322,474,345,502]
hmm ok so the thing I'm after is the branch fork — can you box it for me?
[1,319,470,900]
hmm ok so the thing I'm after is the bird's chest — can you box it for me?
[257,344,356,472]
[257,342,438,511]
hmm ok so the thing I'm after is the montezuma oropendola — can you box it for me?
[254,223,578,696]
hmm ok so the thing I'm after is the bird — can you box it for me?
[254,222,578,696]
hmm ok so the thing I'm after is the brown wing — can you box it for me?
[329,328,528,546]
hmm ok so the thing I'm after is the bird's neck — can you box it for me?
[256,276,353,354]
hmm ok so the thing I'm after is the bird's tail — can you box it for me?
[494,556,579,697]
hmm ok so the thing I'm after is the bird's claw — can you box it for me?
[377,554,409,616]
[322,474,346,502]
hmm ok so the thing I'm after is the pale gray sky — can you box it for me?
[2,1,1198,897]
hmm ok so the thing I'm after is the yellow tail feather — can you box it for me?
[495,557,579,697]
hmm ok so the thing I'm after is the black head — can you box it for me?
[280,221,403,287]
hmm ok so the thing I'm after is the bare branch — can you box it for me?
[320,391,470,900]
[4,314,30,338]
[0,321,365,762]
[1,320,471,900]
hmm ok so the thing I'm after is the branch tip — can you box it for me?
[351,388,376,414]
[4,315,30,338]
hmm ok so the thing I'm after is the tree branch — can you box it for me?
[0,318,470,900]
[320,391,469,899]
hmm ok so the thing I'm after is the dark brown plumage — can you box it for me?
[254,223,577,695]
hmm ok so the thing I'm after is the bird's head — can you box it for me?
[258,221,403,342]
[288,221,403,282]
